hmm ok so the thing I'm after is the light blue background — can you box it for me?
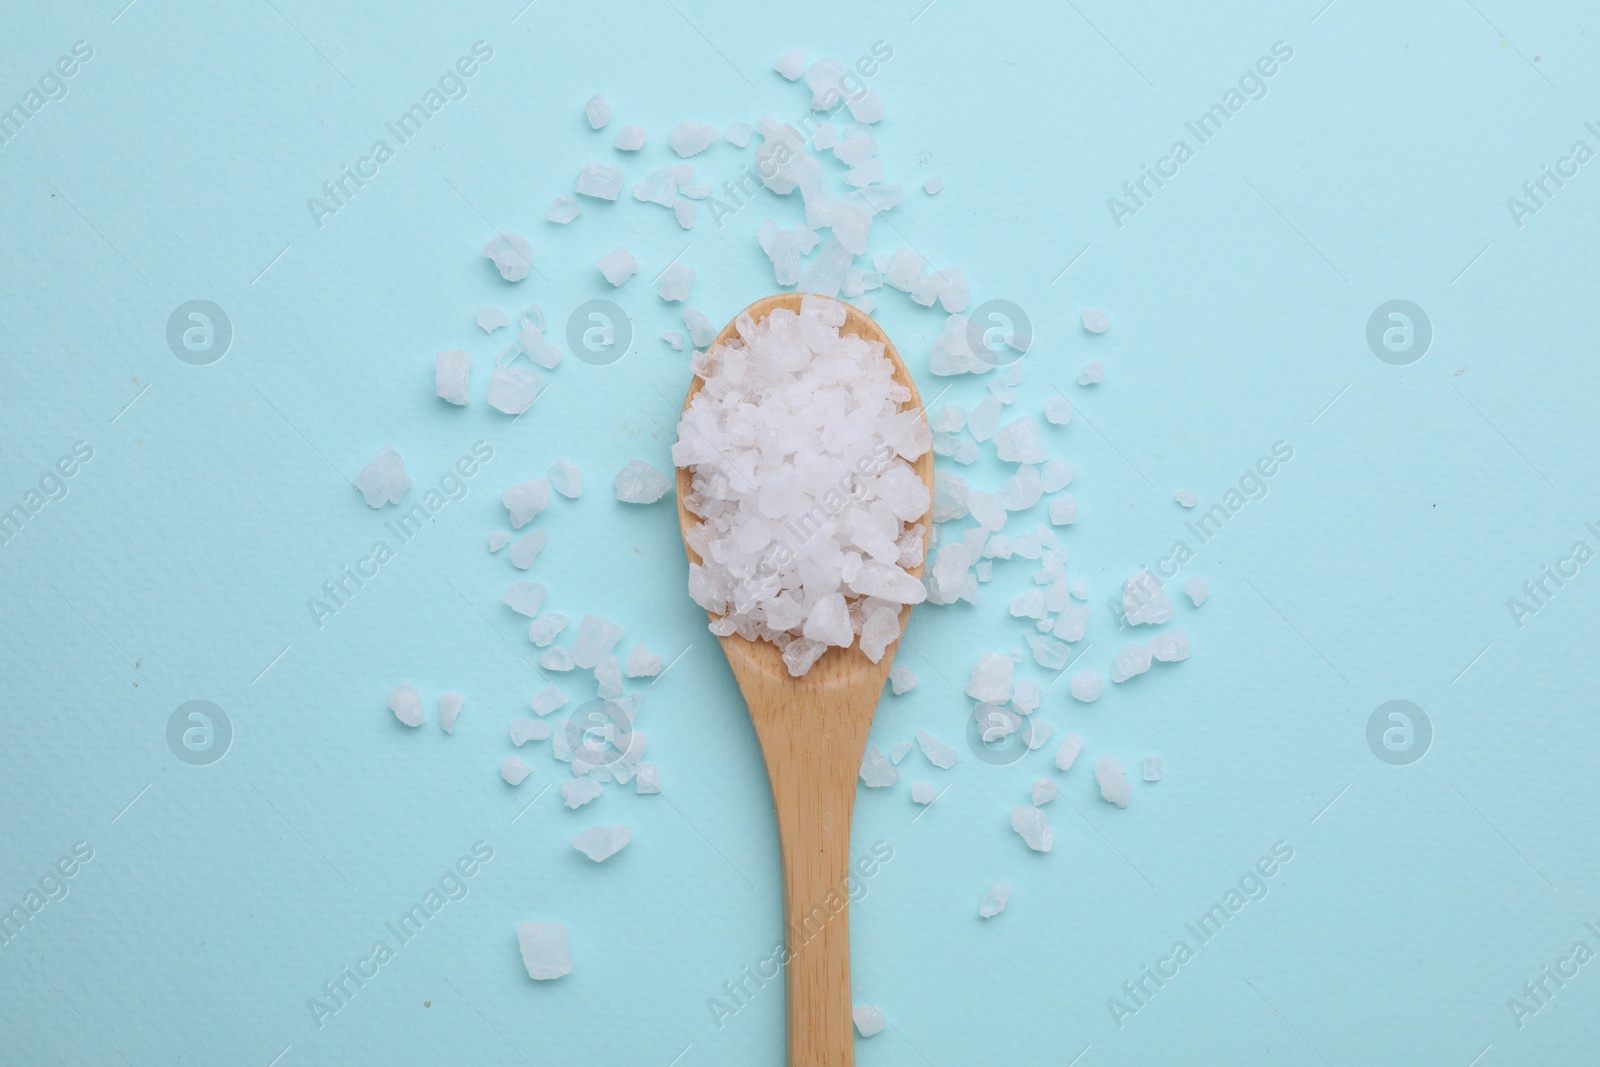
[3,1,1597,1064]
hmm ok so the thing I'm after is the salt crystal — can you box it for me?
[723,121,754,147]
[510,718,550,746]
[573,826,631,862]
[540,647,575,671]
[576,162,624,200]
[1043,396,1073,425]
[489,531,510,552]
[889,742,913,765]
[1031,779,1058,805]
[483,234,532,282]
[538,197,579,230]
[967,395,1004,441]
[596,247,638,286]
[614,460,671,504]
[1013,677,1043,714]
[583,93,610,129]
[1040,461,1076,493]
[674,199,696,229]
[1081,309,1109,334]
[528,614,569,647]
[932,471,970,522]
[594,656,623,698]
[923,174,943,195]
[487,367,544,415]
[1048,496,1077,526]
[1026,632,1071,671]
[1070,580,1089,600]
[1011,590,1047,620]
[518,321,564,369]
[916,731,959,769]
[572,615,626,669]
[853,1005,885,1038]
[1151,629,1190,663]
[1110,644,1152,684]
[1069,669,1103,703]
[624,644,663,677]
[510,530,547,570]
[503,479,550,528]
[662,332,685,352]
[1055,733,1085,771]
[659,262,695,302]
[439,693,462,734]
[1096,755,1131,808]
[634,764,660,794]
[1143,756,1162,782]
[910,782,935,805]
[774,46,805,80]
[501,756,531,785]
[969,490,1006,532]
[966,652,1014,703]
[1010,805,1054,851]
[562,778,602,809]
[931,404,967,433]
[859,743,898,787]
[477,307,509,334]
[389,684,423,727]
[1185,577,1209,607]
[1176,490,1197,508]
[356,446,411,507]
[1022,718,1053,750]
[979,883,1011,918]
[683,307,717,348]
[503,581,548,618]
[1078,360,1104,386]
[1123,572,1173,626]
[430,349,472,408]
[517,922,571,980]
[669,121,718,157]
[530,686,567,716]
[994,416,1048,463]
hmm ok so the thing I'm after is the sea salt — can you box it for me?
[1043,396,1073,425]
[1176,490,1197,508]
[1096,755,1131,808]
[910,782,935,804]
[487,367,544,415]
[1055,733,1085,771]
[1123,572,1173,626]
[1078,360,1104,386]
[503,581,548,618]
[614,460,671,504]
[573,826,631,862]
[510,530,547,570]
[1048,496,1077,526]
[979,883,1011,919]
[1031,779,1058,805]
[613,125,646,151]
[1143,756,1163,782]
[433,349,472,406]
[576,162,623,200]
[572,615,625,669]
[683,307,716,348]
[1040,461,1075,493]
[923,174,943,195]
[503,479,550,528]
[501,756,531,785]
[662,332,685,352]
[510,717,550,746]
[994,416,1048,464]
[517,922,571,980]
[916,731,959,769]
[1026,632,1072,671]
[853,1005,885,1038]
[670,121,718,157]
[624,644,663,677]
[966,652,1014,703]
[1011,805,1054,852]
[1151,629,1190,662]
[389,684,423,727]
[483,234,532,282]
[596,247,638,286]
[1110,644,1152,683]
[489,532,510,552]
[548,460,582,499]
[530,686,567,716]
[1081,309,1109,334]
[723,121,754,147]
[1185,577,1209,607]
[1013,677,1043,714]
[476,307,509,334]
[659,262,695,302]
[860,743,898,787]
[562,778,603,809]
[634,764,660,794]
[356,446,411,508]
[528,614,569,647]
[774,46,806,80]
[594,656,623,698]
[540,647,575,671]
[1022,718,1053,750]
[1069,669,1103,703]
[439,693,462,734]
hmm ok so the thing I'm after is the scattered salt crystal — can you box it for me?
[489,531,510,553]
[930,404,967,433]
[634,764,660,794]
[885,247,927,292]
[624,644,663,677]
[1096,755,1131,808]
[774,46,805,80]
[545,194,582,225]
[1040,461,1075,493]
[1078,360,1104,386]
[1055,733,1085,771]
[503,581,548,618]
[967,395,1004,441]
[658,262,695,302]
[723,121,754,147]
[1070,580,1089,601]
[1110,644,1152,684]
[975,561,992,582]
[530,686,567,716]
[517,922,571,980]
[542,460,581,500]
[540,647,575,671]
[1143,756,1163,782]
[923,174,943,195]
[439,693,462,734]
[1069,669,1103,703]
[503,479,550,528]
[813,123,839,149]
[501,756,531,785]
[596,247,638,286]
[1048,496,1077,526]
[966,652,1014,703]
[890,742,913,764]
[910,781,936,805]
[562,778,603,809]
[1025,632,1072,671]
[860,743,898,787]
[674,199,696,229]
[969,490,1006,532]
[573,615,626,669]
[1081,309,1109,334]
[916,731,959,769]
[1011,590,1047,620]
[1176,490,1197,508]
[487,367,544,415]
[1124,572,1173,626]
[1043,396,1073,425]
[594,656,623,698]
[1011,805,1054,852]
[1185,577,1209,607]
[1013,677,1043,714]
[483,234,532,282]
[670,121,718,157]
[613,126,646,153]
[852,1005,885,1038]
[433,349,472,406]
[583,93,610,129]
[1031,779,1058,805]
[510,530,547,570]
[1022,718,1053,750]
[979,883,1011,918]
[933,471,971,522]
[356,446,411,507]
[389,684,423,727]
[994,416,1048,463]
[1151,629,1190,663]
[614,459,671,504]
[510,718,550,746]
[477,307,509,334]
[662,332,685,351]
[573,826,631,862]
[682,307,716,348]
[528,614,569,647]
[576,162,624,200]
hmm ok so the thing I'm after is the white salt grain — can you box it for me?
[852,1005,885,1038]
[658,262,695,302]
[596,247,638,286]
[1081,309,1109,334]
[1143,756,1163,782]
[528,614,569,647]
[1096,755,1131,808]
[483,234,532,282]
[547,195,581,224]
[860,743,898,787]
[1031,779,1058,805]
[662,332,685,352]
[583,93,610,129]
[910,782,936,804]
[1110,644,1152,684]
[489,531,510,552]
[966,652,1014,704]
[476,307,509,334]
[683,307,717,348]
[573,615,626,669]
[1069,669,1103,703]
[439,693,462,734]
[562,778,603,809]
[573,825,631,862]
[923,174,943,195]
[624,644,663,677]
[548,460,582,499]
[614,125,646,151]
[1185,577,1209,607]
[1123,572,1173,626]
[670,121,718,157]
[1078,360,1104,386]
[1011,805,1054,852]
[487,367,544,415]
[634,764,660,794]
[614,460,671,504]
[1040,461,1076,493]
[1055,733,1085,771]
[1176,490,1197,508]
[501,756,531,785]
[504,581,548,618]
[356,446,411,507]
[510,530,547,570]
[517,922,571,980]
[389,684,423,727]
[994,416,1048,464]
[503,479,551,528]
[674,199,696,229]
[723,122,754,147]
[1013,677,1043,714]
[435,350,471,406]
[576,162,624,200]
[1048,496,1077,526]
[1043,396,1073,425]
[594,656,623,699]
[510,718,550,746]
[530,686,567,716]
[916,731,959,769]
[979,883,1011,918]
[774,47,805,80]
[540,647,575,671]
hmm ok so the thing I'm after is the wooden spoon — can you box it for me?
[675,294,934,1066]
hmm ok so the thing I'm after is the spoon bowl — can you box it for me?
[675,294,934,1066]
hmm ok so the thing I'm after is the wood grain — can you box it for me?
[675,294,934,1066]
